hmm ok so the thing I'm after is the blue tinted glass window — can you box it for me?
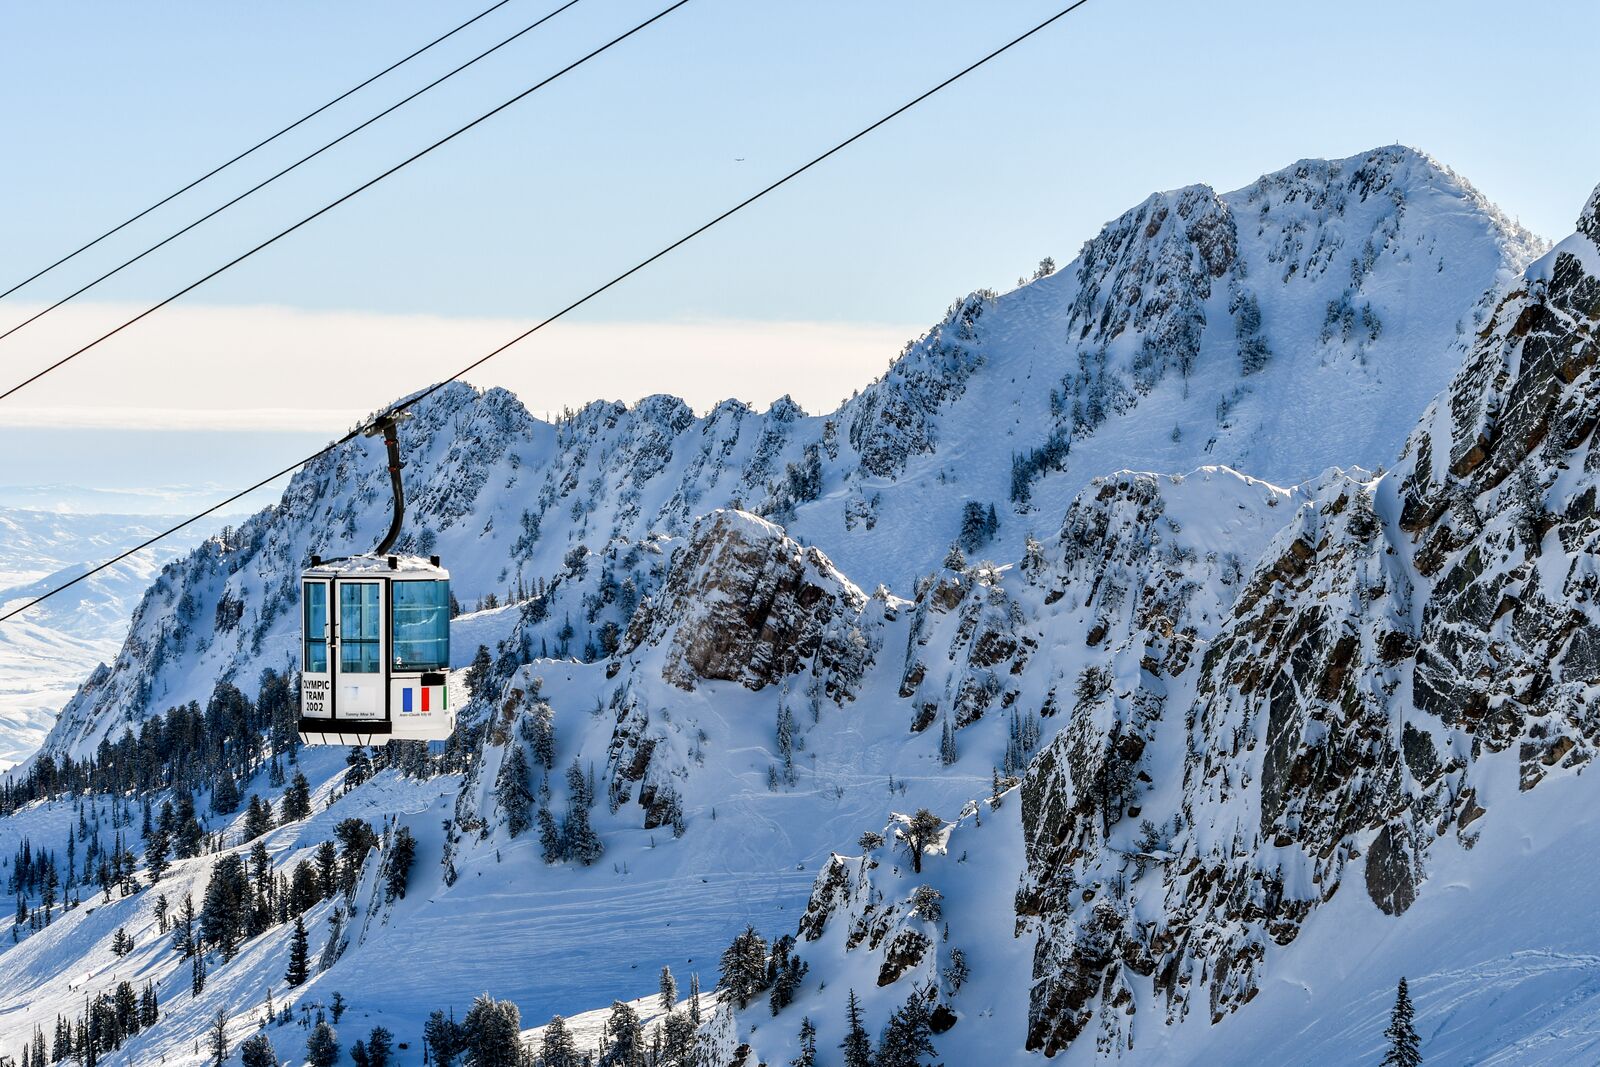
[392,580,450,672]
[340,582,382,674]
[303,582,328,673]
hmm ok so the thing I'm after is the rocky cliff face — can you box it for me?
[1009,188,1600,1057]
[625,509,872,695]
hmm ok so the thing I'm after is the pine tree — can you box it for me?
[462,994,521,1067]
[145,827,169,883]
[1380,977,1422,1067]
[840,989,872,1067]
[242,794,274,841]
[315,840,338,899]
[306,1020,339,1067]
[776,704,797,786]
[688,973,702,1025]
[540,1015,580,1067]
[790,1016,818,1067]
[497,746,534,837]
[423,1010,468,1067]
[561,803,603,866]
[537,805,564,863]
[942,947,969,994]
[465,644,494,700]
[208,1007,228,1066]
[385,827,416,900]
[661,1010,697,1067]
[240,1032,276,1067]
[281,772,313,823]
[139,982,159,1028]
[172,894,196,957]
[210,773,240,816]
[191,950,206,997]
[528,701,557,770]
[898,809,942,874]
[173,792,204,859]
[719,926,770,1009]
[767,935,808,1016]
[600,1000,644,1067]
[876,989,937,1067]
[365,1026,393,1067]
[200,853,249,960]
[939,719,958,766]
[285,915,309,987]
[659,965,678,1012]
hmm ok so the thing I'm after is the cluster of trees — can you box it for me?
[956,502,999,554]
[498,744,603,866]
[767,442,825,523]
[0,671,298,816]
[718,926,808,1017]
[773,700,800,789]
[1016,255,1057,287]
[13,980,157,1067]
[1321,289,1383,348]
[11,790,205,940]
[837,984,942,1067]
[1009,428,1072,505]
[422,995,529,1067]
[172,814,380,999]
[1,673,460,821]
[1234,291,1272,375]
[998,707,1042,779]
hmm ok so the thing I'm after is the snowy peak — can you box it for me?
[1004,180,1599,1057]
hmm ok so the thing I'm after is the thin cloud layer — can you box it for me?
[3,302,916,432]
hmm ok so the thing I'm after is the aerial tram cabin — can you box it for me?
[298,553,453,745]
[298,408,457,745]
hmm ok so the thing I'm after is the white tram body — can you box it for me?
[299,553,453,745]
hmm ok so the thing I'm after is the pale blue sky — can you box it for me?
[1,0,1597,505]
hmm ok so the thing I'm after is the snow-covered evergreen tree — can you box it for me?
[462,994,522,1067]
[306,1020,339,1067]
[719,925,770,1009]
[790,1016,818,1067]
[497,746,533,838]
[600,1000,644,1067]
[767,934,808,1016]
[1381,977,1422,1067]
[840,989,872,1067]
[280,772,312,823]
[897,809,942,874]
[540,1015,579,1067]
[239,1032,275,1067]
[875,988,938,1067]
[658,966,677,1013]
[285,915,309,987]
[423,1010,468,1067]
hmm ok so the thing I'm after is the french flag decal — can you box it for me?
[402,687,414,713]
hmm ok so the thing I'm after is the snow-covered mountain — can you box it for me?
[4,147,1588,1067]
[0,509,195,768]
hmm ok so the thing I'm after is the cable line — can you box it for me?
[0,0,1096,625]
[1,0,524,303]
[0,0,691,406]
[0,0,584,346]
